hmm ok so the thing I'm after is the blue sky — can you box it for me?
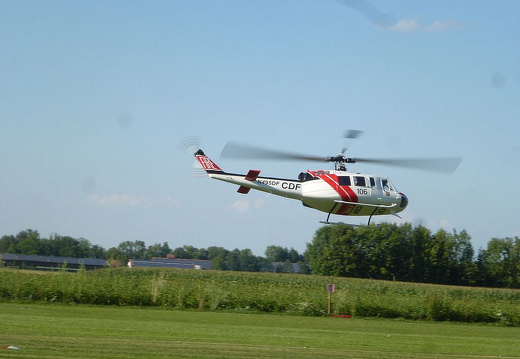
[1,0,519,256]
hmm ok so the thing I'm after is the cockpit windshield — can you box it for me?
[381,178,397,192]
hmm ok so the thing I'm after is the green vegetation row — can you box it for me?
[3,224,520,288]
[307,223,520,288]
[1,267,519,326]
[0,229,306,273]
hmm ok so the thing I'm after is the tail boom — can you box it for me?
[194,149,302,200]
[212,172,303,200]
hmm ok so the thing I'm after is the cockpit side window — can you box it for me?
[354,176,366,187]
[381,178,396,191]
[298,172,317,182]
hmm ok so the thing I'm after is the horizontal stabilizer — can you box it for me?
[244,170,261,181]
[237,170,260,194]
[237,186,251,194]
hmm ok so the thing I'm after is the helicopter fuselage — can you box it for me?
[195,150,408,224]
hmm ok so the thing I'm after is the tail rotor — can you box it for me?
[178,136,207,177]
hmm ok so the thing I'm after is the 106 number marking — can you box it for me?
[356,188,369,195]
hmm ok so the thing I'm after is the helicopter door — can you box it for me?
[370,176,384,201]
[353,175,372,201]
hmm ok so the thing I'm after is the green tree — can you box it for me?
[407,225,431,282]
[288,248,302,263]
[35,233,105,258]
[0,235,16,253]
[172,245,200,259]
[194,248,209,260]
[480,237,520,288]
[147,242,171,258]
[474,249,491,286]
[264,245,288,262]
[207,246,229,260]
[210,254,227,270]
[15,229,41,255]
[238,249,260,272]
[305,223,476,285]
[57,236,82,257]
[281,259,294,273]
[422,229,475,285]
[225,249,241,271]
[451,229,476,285]
[105,247,125,265]
[368,223,413,281]
[117,240,147,260]
[423,229,454,284]
[305,225,361,277]
[88,244,106,259]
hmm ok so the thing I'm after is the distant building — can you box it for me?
[128,256,305,273]
[271,261,302,273]
[0,253,108,271]
[128,257,212,270]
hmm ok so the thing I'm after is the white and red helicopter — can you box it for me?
[191,132,461,226]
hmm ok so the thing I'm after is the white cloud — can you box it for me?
[383,17,464,33]
[87,194,179,208]
[228,199,266,213]
[89,194,143,206]
[425,20,464,32]
[386,18,421,33]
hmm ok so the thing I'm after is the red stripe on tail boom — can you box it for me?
[195,153,222,172]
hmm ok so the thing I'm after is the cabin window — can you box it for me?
[354,176,366,187]
[369,177,376,188]
[338,176,351,186]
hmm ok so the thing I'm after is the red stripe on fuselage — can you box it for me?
[319,174,358,215]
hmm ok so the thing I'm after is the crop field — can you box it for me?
[1,302,520,359]
[1,267,520,326]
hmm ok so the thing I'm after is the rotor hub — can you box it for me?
[326,155,356,171]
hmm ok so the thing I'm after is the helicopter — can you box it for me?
[192,132,461,227]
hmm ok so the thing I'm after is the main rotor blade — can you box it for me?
[352,157,462,174]
[220,142,328,162]
[344,129,363,139]
[220,142,462,174]
[341,129,363,154]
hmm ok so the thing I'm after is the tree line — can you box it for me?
[0,229,307,273]
[306,223,520,288]
[1,225,519,288]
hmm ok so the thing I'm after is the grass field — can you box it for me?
[1,303,519,359]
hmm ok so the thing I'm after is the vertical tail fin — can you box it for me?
[195,149,223,173]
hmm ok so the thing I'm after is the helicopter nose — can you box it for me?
[399,193,408,209]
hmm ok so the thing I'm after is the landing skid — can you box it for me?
[319,221,377,228]
[321,200,398,227]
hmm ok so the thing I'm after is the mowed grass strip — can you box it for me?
[0,303,519,359]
